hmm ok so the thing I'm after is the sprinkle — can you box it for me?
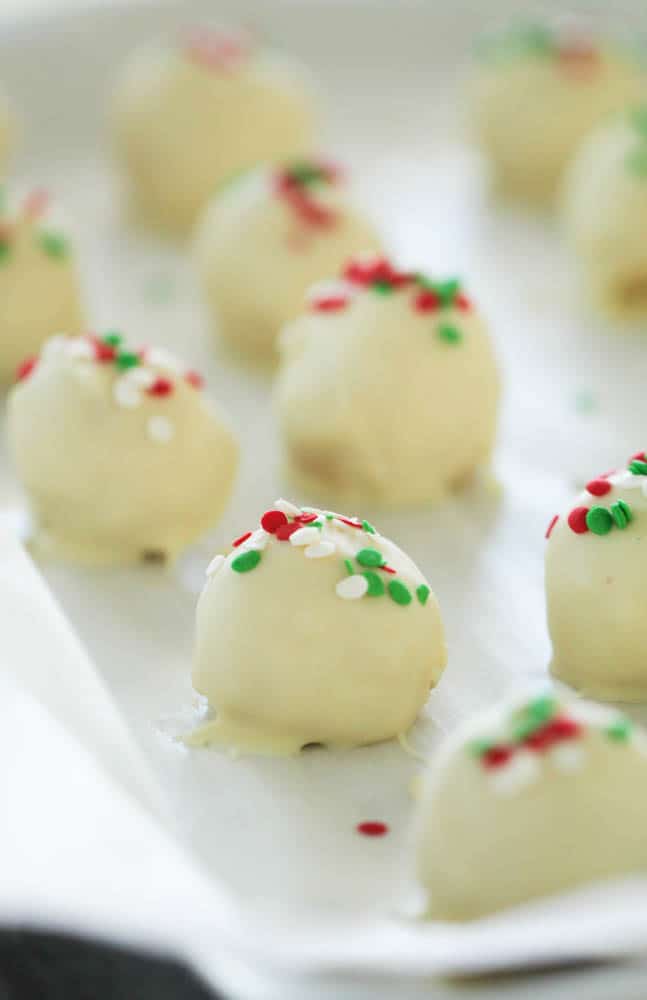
[38,231,68,259]
[488,751,540,796]
[232,531,252,548]
[185,370,204,389]
[335,515,364,529]
[607,717,633,742]
[312,295,349,312]
[482,746,514,769]
[113,378,141,409]
[586,506,613,535]
[103,332,123,348]
[388,579,412,605]
[231,549,261,573]
[296,512,319,524]
[413,289,440,312]
[344,558,354,575]
[16,356,38,382]
[361,520,376,533]
[356,821,388,837]
[126,367,156,389]
[145,347,184,373]
[290,526,321,547]
[116,351,141,371]
[336,574,369,600]
[372,279,394,294]
[567,506,589,534]
[304,541,336,559]
[363,571,386,596]
[416,584,430,605]
[611,499,632,529]
[275,522,302,541]
[586,477,612,497]
[545,514,559,539]
[356,547,385,568]
[455,293,472,311]
[206,554,225,577]
[381,564,397,574]
[147,376,173,395]
[629,459,647,475]
[93,340,116,362]
[260,509,289,534]
[273,498,302,517]
[437,323,462,345]
[147,415,174,443]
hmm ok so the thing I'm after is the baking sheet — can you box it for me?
[4,0,647,990]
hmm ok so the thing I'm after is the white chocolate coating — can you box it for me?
[111,29,316,234]
[470,27,644,204]
[191,502,446,754]
[546,463,647,700]
[194,163,381,359]
[0,189,84,383]
[416,692,647,921]
[562,107,647,319]
[7,334,238,565]
[274,260,499,508]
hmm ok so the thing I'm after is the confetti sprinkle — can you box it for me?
[15,356,38,382]
[304,540,336,559]
[416,584,430,605]
[260,509,289,534]
[437,323,462,345]
[147,376,173,395]
[38,231,68,259]
[568,506,590,534]
[611,499,632,529]
[545,514,559,539]
[388,579,412,605]
[586,477,612,497]
[232,531,253,548]
[336,574,369,600]
[113,378,141,409]
[356,547,385,568]
[231,549,262,573]
[364,571,386,596]
[356,821,389,837]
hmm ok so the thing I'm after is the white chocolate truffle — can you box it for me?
[7,332,238,565]
[275,257,499,508]
[469,23,645,204]
[546,457,647,701]
[112,27,316,234]
[562,106,647,319]
[0,187,84,384]
[416,692,647,921]
[194,160,382,359]
[191,501,446,754]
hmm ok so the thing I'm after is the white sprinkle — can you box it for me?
[550,742,585,773]
[336,574,369,600]
[273,498,302,517]
[290,526,321,547]
[66,338,94,360]
[145,347,184,373]
[610,473,642,490]
[206,554,225,577]
[147,415,174,443]
[126,366,156,389]
[113,378,141,409]
[244,529,270,551]
[488,751,540,796]
[306,278,354,302]
[305,541,336,559]
[41,335,69,360]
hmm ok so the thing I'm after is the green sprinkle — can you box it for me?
[626,146,647,177]
[288,162,325,186]
[361,520,376,534]
[416,584,431,605]
[437,323,462,345]
[607,717,633,742]
[231,549,261,573]
[115,351,140,371]
[325,513,334,520]
[388,579,412,605]
[629,459,647,475]
[586,506,614,535]
[363,571,385,597]
[527,695,556,723]
[102,332,123,348]
[38,230,68,259]
[311,521,323,529]
[630,106,647,136]
[611,499,633,529]
[356,548,385,568]
[372,280,394,294]
[468,739,494,757]
[435,278,460,306]
[511,695,556,741]
[0,241,10,264]
[344,558,354,576]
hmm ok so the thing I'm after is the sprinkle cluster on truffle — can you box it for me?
[0,187,70,265]
[476,22,601,77]
[15,332,205,446]
[274,160,341,229]
[546,451,647,539]
[206,499,432,607]
[307,256,473,345]
[183,27,252,73]
[469,694,637,795]
[626,106,647,177]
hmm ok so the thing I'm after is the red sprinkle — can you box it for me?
[296,512,318,524]
[356,821,389,837]
[260,509,289,534]
[335,515,363,529]
[548,715,581,740]
[567,506,589,534]
[185,370,204,389]
[483,746,514,769]
[545,514,559,539]
[586,477,612,497]
[380,565,397,574]
[311,296,348,312]
[344,258,410,288]
[93,340,116,362]
[148,377,173,397]
[232,531,253,548]
[631,451,646,462]
[276,522,302,541]
[455,293,472,312]
[414,290,440,313]
[16,356,38,382]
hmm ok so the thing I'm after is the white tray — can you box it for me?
[4,2,647,997]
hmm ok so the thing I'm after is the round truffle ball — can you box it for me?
[111,26,316,234]
[191,500,446,754]
[416,692,647,921]
[194,160,381,359]
[469,23,644,204]
[562,106,647,320]
[546,457,647,701]
[7,332,238,565]
[0,187,84,383]
[274,257,499,508]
